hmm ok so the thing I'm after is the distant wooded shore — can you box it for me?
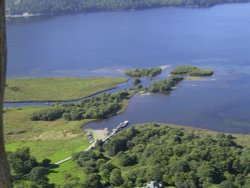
[6,0,250,18]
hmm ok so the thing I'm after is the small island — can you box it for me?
[125,67,162,78]
[148,66,214,94]
[149,75,184,93]
[170,65,214,76]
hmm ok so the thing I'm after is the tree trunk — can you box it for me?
[0,0,11,187]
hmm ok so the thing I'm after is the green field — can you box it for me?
[4,107,94,143]
[4,108,88,154]
[5,77,128,102]
[4,106,93,162]
[48,160,87,185]
[4,106,93,184]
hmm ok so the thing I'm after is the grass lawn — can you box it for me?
[48,160,87,185]
[4,106,94,143]
[5,77,128,102]
[6,137,89,163]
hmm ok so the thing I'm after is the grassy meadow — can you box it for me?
[48,160,87,185]
[5,77,127,102]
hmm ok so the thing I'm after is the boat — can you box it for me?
[110,121,130,135]
[121,120,129,128]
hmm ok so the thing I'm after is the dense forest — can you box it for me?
[71,124,250,188]
[6,0,250,15]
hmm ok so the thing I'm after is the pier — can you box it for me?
[102,120,129,143]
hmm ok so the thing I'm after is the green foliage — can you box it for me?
[73,150,108,174]
[171,65,214,76]
[7,0,250,15]
[104,136,128,156]
[83,173,102,188]
[12,181,30,188]
[8,147,53,187]
[219,180,237,188]
[31,108,65,121]
[73,124,250,188]
[118,153,137,167]
[60,175,83,188]
[125,67,162,77]
[110,168,124,187]
[29,167,49,186]
[149,75,184,93]
[31,91,130,121]
[8,147,38,176]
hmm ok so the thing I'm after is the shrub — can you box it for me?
[31,108,65,121]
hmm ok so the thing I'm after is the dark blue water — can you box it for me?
[7,4,250,133]
[85,74,250,134]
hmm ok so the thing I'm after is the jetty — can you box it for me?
[102,120,129,142]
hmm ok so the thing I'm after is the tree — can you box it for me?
[118,153,137,167]
[29,167,49,186]
[104,136,128,156]
[100,162,117,180]
[197,163,215,186]
[8,147,38,175]
[0,0,11,187]
[110,168,123,187]
[83,173,102,188]
[219,180,237,188]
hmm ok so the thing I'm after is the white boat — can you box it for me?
[121,120,129,128]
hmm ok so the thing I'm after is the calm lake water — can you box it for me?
[7,3,250,133]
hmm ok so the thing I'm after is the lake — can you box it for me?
[7,3,250,133]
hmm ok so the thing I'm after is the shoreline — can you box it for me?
[6,2,250,21]
[81,122,250,149]
[81,94,133,130]
[83,122,250,139]
[6,13,43,18]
